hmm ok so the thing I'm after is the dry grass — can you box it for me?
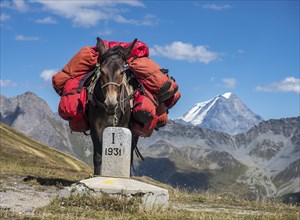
[1,195,299,220]
[0,122,92,181]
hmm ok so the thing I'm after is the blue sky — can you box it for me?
[1,0,299,120]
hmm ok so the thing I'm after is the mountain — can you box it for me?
[0,92,93,165]
[179,92,263,134]
[1,92,299,202]
[136,118,300,200]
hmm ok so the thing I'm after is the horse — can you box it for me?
[88,37,139,175]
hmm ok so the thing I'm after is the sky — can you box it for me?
[0,0,299,120]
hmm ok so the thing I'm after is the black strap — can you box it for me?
[138,83,158,107]
[135,146,144,161]
[77,67,98,93]
[160,68,169,74]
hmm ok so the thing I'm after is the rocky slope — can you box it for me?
[137,118,300,200]
[0,92,93,164]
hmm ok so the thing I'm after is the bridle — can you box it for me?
[88,48,133,126]
[100,68,127,89]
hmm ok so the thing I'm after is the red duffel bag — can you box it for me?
[131,116,158,137]
[156,112,168,129]
[102,40,149,58]
[52,46,99,96]
[164,91,181,109]
[58,77,89,132]
[132,89,157,124]
[128,57,173,101]
[52,71,72,96]
[63,46,99,78]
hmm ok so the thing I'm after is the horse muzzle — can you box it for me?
[104,101,118,115]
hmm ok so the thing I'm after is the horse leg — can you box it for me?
[90,129,102,175]
[130,134,140,176]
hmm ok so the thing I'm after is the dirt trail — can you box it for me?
[0,176,60,214]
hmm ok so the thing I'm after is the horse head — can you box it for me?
[95,37,137,115]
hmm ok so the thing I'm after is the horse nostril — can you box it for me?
[104,101,117,115]
[105,103,116,110]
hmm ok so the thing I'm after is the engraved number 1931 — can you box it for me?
[105,148,122,156]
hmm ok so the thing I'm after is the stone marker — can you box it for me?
[101,127,132,178]
[76,127,170,210]
[80,177,169,210]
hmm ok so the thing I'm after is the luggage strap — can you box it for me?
[77,66,98,93]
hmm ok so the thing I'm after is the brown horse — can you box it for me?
[88,37,139,175]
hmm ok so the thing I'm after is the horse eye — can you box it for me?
[100,69,108,76]
[118,69,124,75]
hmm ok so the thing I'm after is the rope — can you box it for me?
[119,74,126,115]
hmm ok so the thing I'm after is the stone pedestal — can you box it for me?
[80,177,169,210]
[101,127,132,178]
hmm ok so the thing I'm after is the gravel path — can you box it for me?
[0,175,63,214]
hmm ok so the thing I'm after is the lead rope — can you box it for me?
[115,70,125,127]
[119,73,127,115]
[114,73,126,127]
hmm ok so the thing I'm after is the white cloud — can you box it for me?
[1,0,29,12]
[35,16,57,24]
[30,0,148,27]
[114,14,158,26]
[222,78,237,88]
[150,41,220,63]
[0,80,17,87]
[256,77,300,93]
[15,34,39,41]
[115,0,145,7]
[13,0,28,12]
[98,29,113,36]
[201,3,232,11]
[40,69,58,82]
[0,13,10,21]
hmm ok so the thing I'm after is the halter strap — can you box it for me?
[101,73,126,89]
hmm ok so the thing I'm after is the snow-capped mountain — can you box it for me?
[179,92,263,134]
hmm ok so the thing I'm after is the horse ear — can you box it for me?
[96,37,106,56]
[124,39,138,59]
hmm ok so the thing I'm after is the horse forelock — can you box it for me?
[99,46,127,64]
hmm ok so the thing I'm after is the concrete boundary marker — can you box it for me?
[101,127,132,177]
[80,176,169,210]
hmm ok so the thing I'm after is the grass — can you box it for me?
[0,122,92,181]
[0,122,299,220]
[1,193,299,220]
